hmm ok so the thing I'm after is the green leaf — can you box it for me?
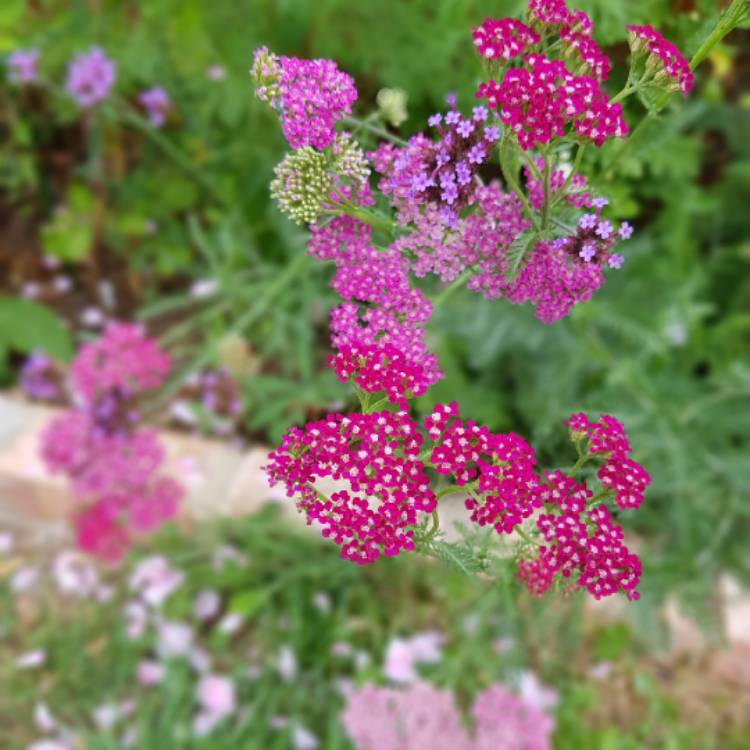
[228,588,268,618]
[40,183,95,262]
[0,297,73,361]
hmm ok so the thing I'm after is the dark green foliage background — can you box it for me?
[1,0,749,628]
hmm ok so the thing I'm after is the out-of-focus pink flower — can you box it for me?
[137,660,164,687]
[10,566,39,593]
[34,703,57,733]
[277,645,297,682]
[206,65,226,81]
[382,638,416,683]
[0,531,14,553]
[189,647,212,674]
[27,741,70,750]
[65,47,116,108]
[193,589,220,621]
[8,48,40,84]
[129,556,184,608]
[293,725,319,749]
[52,551,98,597]
[197,674,236,717]
[17,650,46,669]
[217,612,243,635]
[157,620,194,659]
[138,86,170,127]
[123,601,148,639]
[518,671,559,711]
[383,632,443,683]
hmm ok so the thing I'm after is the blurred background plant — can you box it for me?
[1,0,749,746]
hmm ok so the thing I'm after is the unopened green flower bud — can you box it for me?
[376,87,408,127]
[251,46,282,107]
[271,148,333,225]
[331,133,370,187]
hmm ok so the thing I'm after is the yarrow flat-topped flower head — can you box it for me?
[251,47,357,150]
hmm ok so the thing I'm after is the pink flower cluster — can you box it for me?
[40,323,182,561]
[528,0,590,30]
[309,199,442,391]
[560,28,611,81]
[65,46,116,108]
[20,353,64,402]
[138,86,170,127]
[251,47,357,149]
[342,681,554,750]
[627,24,694,95]
[425,402,544,533]
[566,412,651,510]
[518,471,643,601]
[269,400,648,599]
[472,18,540,61]
[329,342,432,406]
[477,53,626,149]
[7,48,39,84]
[514,412,649,600]
[70,322,171,405]
[266,409,435,564]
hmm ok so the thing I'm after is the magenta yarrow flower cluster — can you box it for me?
[268,398,649,599]
[477,53,627,149]
[342,680,554,750]
[40,323,182,561]
[266,409,435,564]
[251,46,357,149]
[7,48,40,84]
[256,0,685,601]
[65,46,116,108]
[138,86,171,127]
[627,25,694,95]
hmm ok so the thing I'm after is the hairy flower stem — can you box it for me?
[568,452,591,477]
[432,267,475,309]
[552,143,586,209]
[514,525,541,547]
[499,131,541,232]
[541,148,552,231]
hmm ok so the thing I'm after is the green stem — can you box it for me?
[568,453,591,477]
[341,115,408,146]
[610,84,639,105]
[340,204,398,236]
[690,0,749,72]
[424,508,441,540]
[432,267,474,309]
[499,131,541,232]
[552,143,586,208]
[541,149,552,231]
[515,525,541,547]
